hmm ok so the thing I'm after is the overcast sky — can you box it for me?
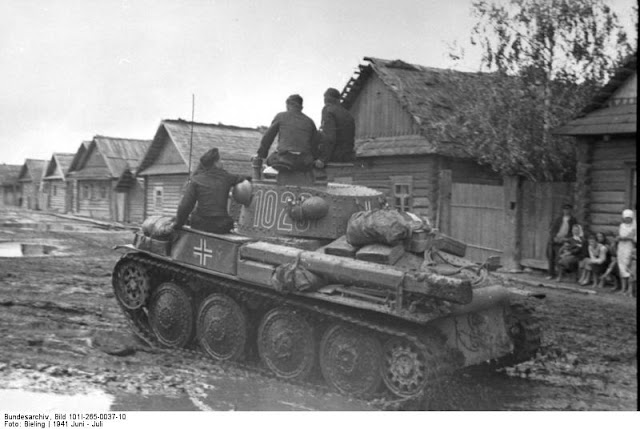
[0,0,636,165]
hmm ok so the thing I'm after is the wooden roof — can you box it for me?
[43,153,75,181]
[0,164,21,186]
[554,53,637,136]
[69,136,152,179]
[342,57,496,158]
[137,119,263,176]
[17,159,47,183]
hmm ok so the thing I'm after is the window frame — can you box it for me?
[625,162,636,210]
[154,186,164,212]
[390,175,413,212]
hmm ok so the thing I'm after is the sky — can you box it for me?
[0,0,637,165]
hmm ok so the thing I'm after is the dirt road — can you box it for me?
[0,208,636,410]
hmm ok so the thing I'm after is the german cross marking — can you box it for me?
[193,238,213,266]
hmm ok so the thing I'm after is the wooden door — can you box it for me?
[450,183,505,262]
[116,192,126,222]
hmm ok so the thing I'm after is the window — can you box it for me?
[52,184,57,196]
[154,186,164,211]
[100,185,108,199]
[391,175,413,212]
[82,184,90,199]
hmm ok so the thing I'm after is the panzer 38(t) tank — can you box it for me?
[112,164,542,399]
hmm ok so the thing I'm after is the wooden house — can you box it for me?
[66,136,151,222]
[555,53,637,235]
[136,119,262,218]
[17,159,47,210]
[41,153,75,213]
[0,164,22,207]
[332,57,506,262]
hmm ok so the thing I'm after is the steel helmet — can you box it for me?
[232,180,253,206]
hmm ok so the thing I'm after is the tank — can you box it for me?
[111,164,542,400]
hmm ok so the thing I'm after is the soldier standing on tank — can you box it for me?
[255,94,319,172]
[314,87,356,168]
[173,148,247,234]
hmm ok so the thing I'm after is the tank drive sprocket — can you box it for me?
[112,259,151,310]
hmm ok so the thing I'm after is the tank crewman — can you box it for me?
[173,148,247,234]
[255,94,318,171]
[314,87,356,168]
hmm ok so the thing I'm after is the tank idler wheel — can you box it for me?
[257,307,315,380]
[112,259,150,310]
[319,324,382,397]
[382,338,429,397]
[197,294,248,361]
[148,282,195,348]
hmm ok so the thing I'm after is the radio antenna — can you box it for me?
[187,94,195,182]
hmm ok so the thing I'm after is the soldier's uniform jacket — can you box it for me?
[257,110,318,159]
[319,103,356,163]
[175,165,245,229]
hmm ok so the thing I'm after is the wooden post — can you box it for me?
[437,169,452,235]
[502,175,522,272]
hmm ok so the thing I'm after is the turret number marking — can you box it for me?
[252,189,312,232]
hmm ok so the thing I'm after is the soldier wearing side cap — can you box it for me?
[174,148,247,234]
[255,94,319,172]
[314,87,356,168]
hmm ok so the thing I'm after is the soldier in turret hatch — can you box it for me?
[173,148,247,234]
[314,87,356,168]
[255,94,319,172]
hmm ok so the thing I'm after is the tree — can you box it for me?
[451,0,635,180]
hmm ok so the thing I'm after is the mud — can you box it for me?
[0,208,636,411]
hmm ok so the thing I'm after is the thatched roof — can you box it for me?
[137,119,263,176]
[43,153,75,181]
[69,136,152,179]
[341,57,495,158]
[554,53,637,136]
[0,164,21,186]
[17,159,47,183]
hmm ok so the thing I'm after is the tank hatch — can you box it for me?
[237,181,384,240]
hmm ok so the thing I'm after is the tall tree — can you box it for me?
[453,0,635,180]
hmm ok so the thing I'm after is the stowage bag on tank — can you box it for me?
[346,209,411,247]
[141,215,175,240]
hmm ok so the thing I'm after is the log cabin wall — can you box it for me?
[128,178,145,223]
[144,174,188,218]
[76,179,112,219]
[585,136,636,236]
[46,179,66,212]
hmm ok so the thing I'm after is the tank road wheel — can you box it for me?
[319,324,382,397]
[257,307,315,381]
[382,338,429,397]
[148,282,194,348]
[196,294,248,361]
[112,259,150,310]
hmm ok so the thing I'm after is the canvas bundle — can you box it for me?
[271,257,324,294]
[346,209,412,247]
[141,215,175,240]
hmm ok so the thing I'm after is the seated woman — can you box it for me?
[579,234,608,287]
[598,233,620,289]
[556,224,585,282]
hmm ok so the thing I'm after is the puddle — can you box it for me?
[0,242,58,257]
[0,389,114,411]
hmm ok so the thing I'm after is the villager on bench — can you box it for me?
[579,233,608,287]
[555,224,586,283]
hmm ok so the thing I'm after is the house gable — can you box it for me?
[611,71,637,102]
[349,73,420,139]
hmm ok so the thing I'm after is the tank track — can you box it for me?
[112,251,457,409]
